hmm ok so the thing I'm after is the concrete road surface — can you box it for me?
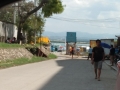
[0,55,117,90]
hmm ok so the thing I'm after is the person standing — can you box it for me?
[76,47,80,57]
[87,46,92,60]
[69,46,72,56]
[91,39,105,81]
[109,45,115,66]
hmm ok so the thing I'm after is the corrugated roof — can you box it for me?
[0,0,21,8]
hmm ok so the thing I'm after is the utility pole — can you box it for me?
[34,0,42,56]
[13,3,16,39]
[13,1,22,44]
[34,0,39,56]
[18,1,22,45]
[34,0,37,44]
[13,3,16,25]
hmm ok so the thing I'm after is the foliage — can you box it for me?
[17,0,64,41]
[42,0,64,17]
[16,1,35,28]
[0,5,14,23]
[26,46,38,55]
[28,15,45,30]
[0,0,64,42]
[22,15,45,43]
[23,0,65,20]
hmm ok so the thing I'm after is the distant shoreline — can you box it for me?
[51,42,90,47]
[51,41,89,44]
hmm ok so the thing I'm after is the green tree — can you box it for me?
[28,15,45,44]
[17,0,64,43]
[0,5,14,23]
[22,14,45,44]
[0,0,64,43]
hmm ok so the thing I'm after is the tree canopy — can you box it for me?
[17,0,64,42]
[0,0,65,42]
[0,5,14,23]
[42,0,64,17]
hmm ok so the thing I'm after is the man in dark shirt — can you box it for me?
[91,39,105,81]
[109,45,115,66]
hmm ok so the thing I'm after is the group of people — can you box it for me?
[69,40,120,89]
[5,37,17,43]
[88,43,120,66]
[87,39,120,90]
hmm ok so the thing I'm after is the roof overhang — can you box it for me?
[115,35,120,37]
[0,0,21,8]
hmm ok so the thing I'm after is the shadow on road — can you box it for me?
[37,59,116,90]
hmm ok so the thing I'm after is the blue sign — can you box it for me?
[66,32,76,42]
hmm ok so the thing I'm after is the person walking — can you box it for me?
[71,46,74,59]
[87,46,92,60]
[109,45,115,66]
[91,39,105,81]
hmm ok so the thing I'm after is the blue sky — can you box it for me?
[44,0,120,34]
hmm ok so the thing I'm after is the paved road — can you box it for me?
[0,55,117,90]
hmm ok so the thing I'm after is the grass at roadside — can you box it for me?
[48,53,57,59]
[0,53,57,69]
[0,42,23,48]
[0,42,43,48]
[0,42,48,48]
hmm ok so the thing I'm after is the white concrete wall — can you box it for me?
[0,21,18,39]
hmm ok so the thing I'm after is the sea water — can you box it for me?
[51,42,90,51]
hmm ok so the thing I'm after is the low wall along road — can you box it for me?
[0,48,33,61]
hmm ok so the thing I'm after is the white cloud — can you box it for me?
[45,0,120,34]
[63,0,119,19]
[66,0,109,8]
[74,0,90,7]
[97,11,120,20]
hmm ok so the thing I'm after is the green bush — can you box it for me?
[26,46,38,55]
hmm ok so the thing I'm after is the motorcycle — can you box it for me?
[114,54,120,65]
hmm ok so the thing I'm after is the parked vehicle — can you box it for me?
[90,40,96,48]
[114,54,120,65]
